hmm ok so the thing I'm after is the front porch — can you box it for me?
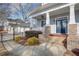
[29,3,79,50]
[31,4,79,34]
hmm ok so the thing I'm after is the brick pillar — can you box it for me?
[69,24,77,35]
[68,24,78,50]
[67,4,78,50]
[44,25,51,37]
[44,12,51,37]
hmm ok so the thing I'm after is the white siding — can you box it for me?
[37,20,42,27]
[50,25,56,34]
[75,10,79,23]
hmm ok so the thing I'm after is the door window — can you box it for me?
[56,17,68,34]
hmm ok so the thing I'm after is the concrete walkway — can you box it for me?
[3,40,54,56]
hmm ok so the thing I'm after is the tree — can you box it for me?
[10,4,32,25]
[9,3,41,28]
[0,3,10,52]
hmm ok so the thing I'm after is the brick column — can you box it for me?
[68,4,78,50]
[69,4,77,35]
[44,26,51,37]
[69,24,77,35]
[44,12,51,37]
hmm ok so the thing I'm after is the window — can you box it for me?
[41,20,46,27]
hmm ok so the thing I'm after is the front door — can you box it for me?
[56,17,68,34]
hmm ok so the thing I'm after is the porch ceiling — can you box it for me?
[49,4,79,17]
[49,7,69,17]
[34,3,79,20]
[34,7,69,20]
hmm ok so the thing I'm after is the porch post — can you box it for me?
[46,12,50,25]
[69,4,77,35]
[69,4,76,24]
[44,12,51,37]
[68,4,77,50]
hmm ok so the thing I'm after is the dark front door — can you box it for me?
[56,19,68,34]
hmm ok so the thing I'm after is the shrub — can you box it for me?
[15,36,21,42]
[26,37,39,45]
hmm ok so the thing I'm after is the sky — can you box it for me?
[0,3,41,20]
[8,3,41,20]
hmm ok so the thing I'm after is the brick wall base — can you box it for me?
[67,34,79,50]
[67,24,79,50]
